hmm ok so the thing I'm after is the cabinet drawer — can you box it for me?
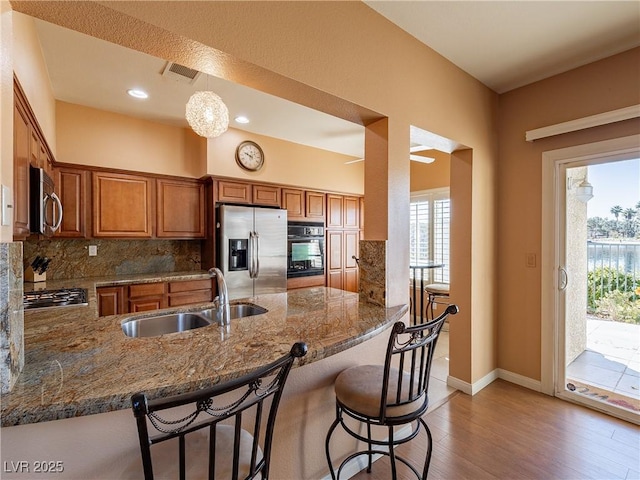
[168,279,212,293]
[169,290,214,307]
[129,282,165,298]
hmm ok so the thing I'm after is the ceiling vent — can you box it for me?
[161,62,201,85]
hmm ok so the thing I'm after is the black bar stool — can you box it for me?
[424,283,450,320]
[325,305,458,479]
[131,342,307,480]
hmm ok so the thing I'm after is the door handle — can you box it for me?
[249,232,256,279]
[50,192,63,231]
[558,266,568,291]
[254,231,260,278]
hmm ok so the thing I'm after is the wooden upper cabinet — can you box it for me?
[306,191,326,220]
[217,180,251,204]
[92,171,154,238]
[327,194,344,228]
[343,196,360,229]
[282,188,304,219]
[13,98,30,240]
[156,178,205,238]
[55,167,88,238]
[252,184,281,207]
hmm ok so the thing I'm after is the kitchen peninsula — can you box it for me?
[2,276,406,427]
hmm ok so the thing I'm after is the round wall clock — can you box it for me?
[235,140,264,171]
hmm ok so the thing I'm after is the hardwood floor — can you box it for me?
[351,379,640,480]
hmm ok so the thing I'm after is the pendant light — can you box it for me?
[185,74,229,138]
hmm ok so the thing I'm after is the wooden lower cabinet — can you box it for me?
[96,278,214,317]
[167,279,214,307]
[96,286,127,317]
[128,282,166,312]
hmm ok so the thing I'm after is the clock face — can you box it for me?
[236,141,264,171]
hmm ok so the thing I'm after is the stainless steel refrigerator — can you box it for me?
[217,204,288,299]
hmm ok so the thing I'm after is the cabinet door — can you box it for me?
[217,180,251,204]
[30,128,41,168]
[92,172,154,237]
[55,167,87,238]
[13,101,30,239]
[253,185,281,207]
[326,194,343,228]
[97,286,127,317]
[282,188,304,219]
[157,179,205,238]
[343,196,360,229]
[327,230,343,272]
[306,191,326,220]
[344,230,360,293]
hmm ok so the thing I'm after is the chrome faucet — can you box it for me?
[209,267,231,326]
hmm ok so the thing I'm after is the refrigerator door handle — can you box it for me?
[254,231,260,278]
[249,231,256,279]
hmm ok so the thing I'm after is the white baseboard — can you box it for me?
[448,369,541,395]
[497,368,542,392]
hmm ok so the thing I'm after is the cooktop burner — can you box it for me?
[23,288,88,310]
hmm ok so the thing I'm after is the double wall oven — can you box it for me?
[287,222,324,278]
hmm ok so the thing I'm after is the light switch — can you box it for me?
[1,184,11,226]
[89,245,98,256]
[526,253,537,268]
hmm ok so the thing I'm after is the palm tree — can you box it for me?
[623,207,637,238]
[610,205,623,236]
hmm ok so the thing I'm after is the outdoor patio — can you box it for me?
[567,317,640,412]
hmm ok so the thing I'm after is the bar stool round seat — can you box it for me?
[325,305,458,480]
[424,283,450,320]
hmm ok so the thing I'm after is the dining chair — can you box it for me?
[325,305,458,479]
[131,342,307,480]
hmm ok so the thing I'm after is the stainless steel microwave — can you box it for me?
[30,166,63,237]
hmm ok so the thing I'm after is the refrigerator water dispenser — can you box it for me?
[229,239,248,271]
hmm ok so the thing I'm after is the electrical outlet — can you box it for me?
[89,245,98,256]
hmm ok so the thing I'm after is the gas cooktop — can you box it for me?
[23,288,88,310]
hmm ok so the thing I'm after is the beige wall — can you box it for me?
[207,127,364,194]
[12,11,55,153]
[0,2,12,242]
[498,47,640,380]
[410,150,451,192]
[56,101,207,178]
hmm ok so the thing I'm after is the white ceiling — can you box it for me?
[366,1,640,94]
[31,2,640,158]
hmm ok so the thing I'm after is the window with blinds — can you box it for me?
[410,189,450,283]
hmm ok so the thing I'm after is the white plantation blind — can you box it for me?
[410,189,450,283]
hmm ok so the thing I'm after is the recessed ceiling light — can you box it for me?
[127,89,148,99]
[234,116,250,124]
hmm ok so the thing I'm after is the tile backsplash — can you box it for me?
[23,238,202,280]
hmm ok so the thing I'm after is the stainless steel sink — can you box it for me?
[199,303,268,322]
[122,312,213,338]
[121,303,268,338]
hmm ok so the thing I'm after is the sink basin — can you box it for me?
[200,303,269,321]
[122,303,268,338]
[122,312,213,338]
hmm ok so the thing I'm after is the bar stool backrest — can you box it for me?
[131,342,307,480]
[380,305,457,422]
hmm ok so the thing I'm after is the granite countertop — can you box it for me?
[3,273,407,427]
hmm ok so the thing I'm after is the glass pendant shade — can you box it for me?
[185,91,229,138]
